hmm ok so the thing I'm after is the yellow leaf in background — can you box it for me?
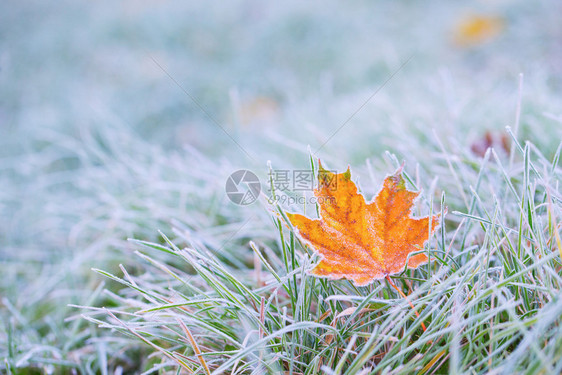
[238,96,279,126]
[453,14,503,47]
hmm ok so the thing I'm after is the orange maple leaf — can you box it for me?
[286,162,439,286]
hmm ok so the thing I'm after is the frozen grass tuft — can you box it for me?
[0,123,254,373]
[82,134,562,373]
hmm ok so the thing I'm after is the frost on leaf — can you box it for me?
[286,162,440,286]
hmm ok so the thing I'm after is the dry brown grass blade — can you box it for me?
[386,275,426,332]
[177,318,211,375]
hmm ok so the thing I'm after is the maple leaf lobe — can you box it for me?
[288,163,439,286]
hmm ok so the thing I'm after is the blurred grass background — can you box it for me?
[1,0,561,372]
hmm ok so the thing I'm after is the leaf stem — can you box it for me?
[385,275,426,332]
